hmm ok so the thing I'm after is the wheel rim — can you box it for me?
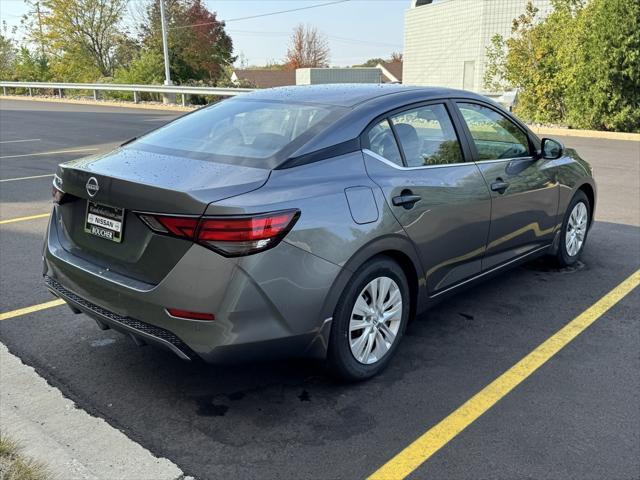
[566,201,588,257]
[349,276,402,365]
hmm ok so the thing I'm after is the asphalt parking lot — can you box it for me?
[1,98,639,480]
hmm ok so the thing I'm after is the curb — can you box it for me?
[0,343,187,480]
[529,126,640,142]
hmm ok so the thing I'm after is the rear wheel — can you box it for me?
[327,256,409,381]
[555,190,590,267]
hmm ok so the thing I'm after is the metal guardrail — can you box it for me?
[0,80,517,109]
[0,81,255,105]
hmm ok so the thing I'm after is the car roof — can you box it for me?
[236,83,477,108]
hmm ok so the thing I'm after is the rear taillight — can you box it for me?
[138,210,300,257]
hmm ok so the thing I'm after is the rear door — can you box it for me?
[453,101,558,270]
[362,101,492,294]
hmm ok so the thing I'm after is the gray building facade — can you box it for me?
[403,0,553,92]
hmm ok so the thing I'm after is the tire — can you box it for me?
[327,256,410,381]
[555,190,591,267]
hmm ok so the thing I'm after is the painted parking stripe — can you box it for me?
[0,138,41,144]
[0,147,98,160]
[368,269,640,480]
[0,173,54,182]
[0,213,50,225]
[0,299,65,321]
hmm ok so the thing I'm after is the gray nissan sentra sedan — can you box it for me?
[44,84,596,380]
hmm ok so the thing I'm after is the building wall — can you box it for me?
[404,0,553,92]
[295,68,382,85]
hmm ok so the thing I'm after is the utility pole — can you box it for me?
[159,0,175,103]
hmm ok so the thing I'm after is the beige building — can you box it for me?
[403,0,553,92]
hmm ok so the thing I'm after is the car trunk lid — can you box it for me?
[53,147,270,284]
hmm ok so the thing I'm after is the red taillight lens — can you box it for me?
[156,216,199,239]
[166,308,215,321]
[198,212,296,242]
[138,210,299,256]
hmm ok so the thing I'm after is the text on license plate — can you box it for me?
[84,201,124,243]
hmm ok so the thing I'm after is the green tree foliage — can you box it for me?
[7,0,234,87]
[358,57,386,68]
[563,0,640,131]
[113,49,165,85]
[13,47,52,81]
[355,52,402,68]
[23,0,130,78]
[484,0,639,132]
[0,33,17,79]
[138,0,234,84]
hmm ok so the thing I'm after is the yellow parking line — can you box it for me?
[0,147,98,160]
[368,269,640,480]
[0,299,65,321]
[0,213,50,225]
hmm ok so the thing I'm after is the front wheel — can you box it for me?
[327,256,410,381]
[555,190,591,267]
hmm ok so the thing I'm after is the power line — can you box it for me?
[170,0,350,30]
[228,29,402,49]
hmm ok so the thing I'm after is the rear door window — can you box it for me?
[366,119,403,166]
[389,104,465,167]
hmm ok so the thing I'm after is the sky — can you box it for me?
[0,0,410,66]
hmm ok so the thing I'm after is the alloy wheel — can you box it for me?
[566,201,588,257]
[349,276,402,365]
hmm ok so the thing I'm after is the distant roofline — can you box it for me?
[235,83,480,107]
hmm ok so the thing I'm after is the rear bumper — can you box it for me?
[43,209,341,362]
[45,276,196,360]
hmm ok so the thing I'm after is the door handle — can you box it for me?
[491,179,509,194]
[392,191,422,208]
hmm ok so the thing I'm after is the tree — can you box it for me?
[358,57,385,67]
[483,0,639,132]
[12,46,52,81]
[563,0,640,131]
[0,32,16,79]
[138,0,235,84]
[356,52,403,68]
[23,0,130,78]
[284,24,329,69]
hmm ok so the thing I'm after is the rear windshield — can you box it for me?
[128,98,343,168]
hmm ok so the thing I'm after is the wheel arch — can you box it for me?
[577,182,596,226]
[319,235,426,334]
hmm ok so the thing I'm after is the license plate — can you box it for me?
[84,201,125,243]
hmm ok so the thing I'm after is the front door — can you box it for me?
[455,101,559,270]
[363,102,492,294]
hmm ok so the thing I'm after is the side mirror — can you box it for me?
[541,137,564,160]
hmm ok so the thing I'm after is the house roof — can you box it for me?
[377,61,403,83]
[232,69,296,88]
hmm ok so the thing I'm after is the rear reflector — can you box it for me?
[137,210,300,256]
[52,175,66,204]
[166,308,215,321]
